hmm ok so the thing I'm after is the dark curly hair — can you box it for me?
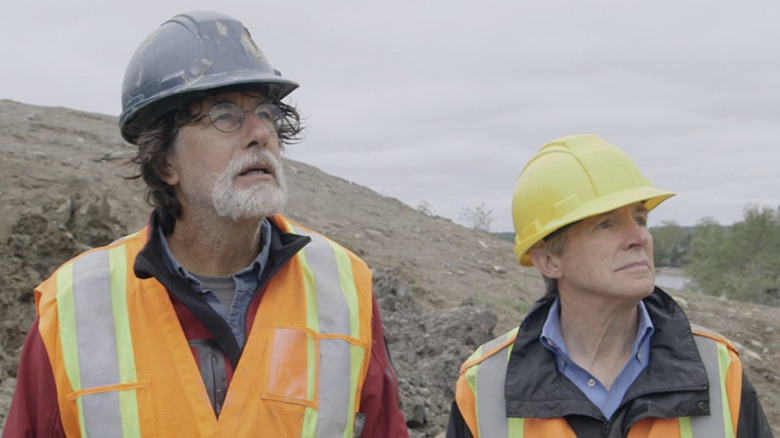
[126,88,303,234]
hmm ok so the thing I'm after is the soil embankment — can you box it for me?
[1,100,777,436]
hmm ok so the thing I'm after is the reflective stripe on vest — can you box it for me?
[57,246,139,438]
[461,329,733,438]
[684,328,736,438]
[55,224,365,437]
[292,225,365,438]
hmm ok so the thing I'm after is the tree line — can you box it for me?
[651,205,780,307]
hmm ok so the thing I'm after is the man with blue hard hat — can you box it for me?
[4,11,408,437]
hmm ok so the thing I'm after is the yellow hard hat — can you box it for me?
[512,134,675,266]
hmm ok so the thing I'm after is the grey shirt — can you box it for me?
[157,218,273,348]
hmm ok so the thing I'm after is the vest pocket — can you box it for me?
[264,327,317,407]
[66,380,151,402]
[65,381,152,436]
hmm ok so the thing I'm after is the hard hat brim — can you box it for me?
[120,72,298,144]
[516,186,675,266]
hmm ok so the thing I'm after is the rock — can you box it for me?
[406,396,427,428]
[0,212,13,245]
[673,296,688,309]
[364,228,384,238]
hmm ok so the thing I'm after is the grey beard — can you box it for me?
[211,151,288,220]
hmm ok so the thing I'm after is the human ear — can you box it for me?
[530,248,563,279]
[161,154,180,186]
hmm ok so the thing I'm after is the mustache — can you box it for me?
[224,150,282,180]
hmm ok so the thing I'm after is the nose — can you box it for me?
[623,217,650,249]
[241,111,275,148]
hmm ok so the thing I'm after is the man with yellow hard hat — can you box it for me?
[447,134,773,437]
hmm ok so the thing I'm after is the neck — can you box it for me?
[557,291,639,389]
[166,211,264,277]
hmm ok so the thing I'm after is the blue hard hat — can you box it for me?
[119,11,298,144]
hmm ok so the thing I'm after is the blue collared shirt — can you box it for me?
[158,218,272,348]
[540,298,654,419]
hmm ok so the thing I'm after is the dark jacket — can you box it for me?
[447,288,774,438]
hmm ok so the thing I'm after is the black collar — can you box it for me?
[505,288,710,422]
[133,213,310,369]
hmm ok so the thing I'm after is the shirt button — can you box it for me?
[587,378,596,387]
[546,339,554,347]
[637,352,643,360]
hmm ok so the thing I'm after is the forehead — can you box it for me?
[583,202,648,223]
[187,89,267,112]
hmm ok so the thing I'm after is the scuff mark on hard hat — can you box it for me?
[160,70,187,86]
[134,65,144,88]
[215,21,228,37]
[241,30,264,60]
[191,59,213,77]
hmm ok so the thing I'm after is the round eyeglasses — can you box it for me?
[186,102,283,133]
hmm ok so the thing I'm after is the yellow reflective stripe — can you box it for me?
[56,263,80,388]
[464,346,482,435]
[329,243,360,338]
[297,245,321,331]
[55,248,142,437]
[328,241,362,438]
[108,246,141,438]
[716,343,735,438]
[302,407,317,437]
[507,417,524,438]
[347,343,365,438]
[56,263,87,438]
[296,246,320,405]
[679,417,693,438]
[289,222,368,437]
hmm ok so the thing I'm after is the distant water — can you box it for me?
[655,268,690,290]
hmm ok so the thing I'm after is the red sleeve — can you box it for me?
[2,317,65,438]
[357,296,409,438]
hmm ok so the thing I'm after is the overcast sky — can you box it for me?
[3,1,779,231]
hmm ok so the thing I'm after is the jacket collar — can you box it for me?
[505,288,710,422]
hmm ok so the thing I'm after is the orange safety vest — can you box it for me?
[35,215,373,437]
[455,326,743,438]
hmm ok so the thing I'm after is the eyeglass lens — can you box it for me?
[207,102,281,133]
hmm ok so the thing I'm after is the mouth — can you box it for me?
[615,260,651,272]
[238,163,273,178]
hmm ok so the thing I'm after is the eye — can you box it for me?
[254,103,282,122]
[209,103,241,122]
[596,219,612,229]
[635,215,648,227]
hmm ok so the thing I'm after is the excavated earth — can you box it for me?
[0,100,777,436]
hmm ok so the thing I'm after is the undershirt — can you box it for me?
[157,218,273,348]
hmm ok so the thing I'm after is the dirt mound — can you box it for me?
[0,100,777,436]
